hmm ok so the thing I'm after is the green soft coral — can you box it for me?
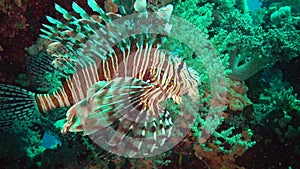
[173,0,214,35]
[211,6,300,81]
[171,1,299,82]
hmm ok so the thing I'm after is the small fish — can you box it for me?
[0,0,199,156]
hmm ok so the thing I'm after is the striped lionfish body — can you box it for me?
[0,0,199,156]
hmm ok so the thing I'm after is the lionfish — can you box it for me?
[0,0,199,156]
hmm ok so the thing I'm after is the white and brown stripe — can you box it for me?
[34,36,199,117]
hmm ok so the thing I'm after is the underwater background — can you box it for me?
[0,0,299,168]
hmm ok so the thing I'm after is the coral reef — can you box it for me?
[0,0,299,169]
[253,69,300,143]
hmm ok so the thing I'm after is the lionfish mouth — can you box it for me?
[40,0,200,157]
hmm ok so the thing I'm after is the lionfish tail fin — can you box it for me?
[0,84,39,131]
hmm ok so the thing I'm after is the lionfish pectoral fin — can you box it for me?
[86,81,108,100]
[61,99,90,134]
[79,77,153,136]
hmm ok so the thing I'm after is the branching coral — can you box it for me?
[253,74,300,142]
[194,128,255,169]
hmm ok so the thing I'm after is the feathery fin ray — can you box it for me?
[0,84,39,131]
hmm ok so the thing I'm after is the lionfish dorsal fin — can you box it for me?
[41,0,174,67]
[41,1,114,62]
